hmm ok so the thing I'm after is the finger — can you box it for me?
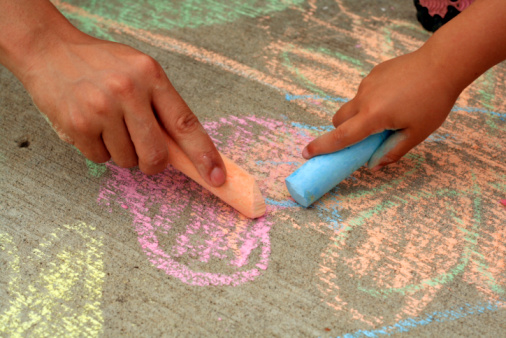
[75,136,111,163]
[124,105,169,175]
[153,83,226,187]
[59,114,111,163]
[332,101,357,127]
[367,130,422,170]
[102,118,138,168]
[302,112,380,159]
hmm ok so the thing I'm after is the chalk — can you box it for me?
[164,134,266,219]
[500,199,506,207]
[285,131,391,207]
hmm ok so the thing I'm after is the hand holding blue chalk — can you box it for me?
[285,131,391,207]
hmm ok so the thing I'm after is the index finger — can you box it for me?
[302,112,382,159]
[152,81,226,187]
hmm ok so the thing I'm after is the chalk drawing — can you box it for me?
[54,0,506,120]
[60,0,304,32]
[262,6,505,329]
[338,300,505,337]
[96,115,325,286]
[316,104,506,326]
[0,222,105,337]
[94,114,438,290]
[98,162,272,286]
[52,1,332,119]
[50,0,505,333]
[86,159,107,178]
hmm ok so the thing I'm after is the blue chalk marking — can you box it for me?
[427,133,452,143]
[290,122,334,133]
[285,93,349,103]
[314,188,344,231]
[265,198,300,208]
[452,105,506,120]
[337,301,504,337]
[285,131,391,207]
[256,160,301,166]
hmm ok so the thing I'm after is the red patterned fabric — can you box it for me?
[419,0,475,17]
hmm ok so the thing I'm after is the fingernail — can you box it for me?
[210,166,226,186]
[302,147,310,159]
[371,165,383,172]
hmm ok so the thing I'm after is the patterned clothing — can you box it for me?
[414,0,476,32]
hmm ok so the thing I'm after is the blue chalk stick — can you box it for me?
[285,131,391,207]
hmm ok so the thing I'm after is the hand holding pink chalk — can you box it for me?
[0,0,226,186]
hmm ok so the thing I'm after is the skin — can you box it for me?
[0,0,226,186]
[1,1,504,181]
[303,0,506,170]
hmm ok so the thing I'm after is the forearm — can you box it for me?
[0,0,82,81]
[421,0,506,95]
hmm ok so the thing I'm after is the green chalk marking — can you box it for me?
[476,68,496,110]
[350,174,506,299]
[62,0,304,33]
[281,44,363,100]
[86,159,107,178]
[304,46,363,67]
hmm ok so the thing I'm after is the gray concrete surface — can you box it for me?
[1,0,505,336]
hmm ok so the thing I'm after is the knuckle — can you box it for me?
[173,111,200,135]
[198,148,219,166]
[88,92,110,116]
[143,148,168,168]
[136,54,162,78]
[68,111,91,135]
[330,127,346,145]
[105,73,135,97]
[358,103,374,117]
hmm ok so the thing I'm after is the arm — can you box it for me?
[0,0,226,185]
[303,0,506,170]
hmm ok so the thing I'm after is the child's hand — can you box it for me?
[302,49,461,170]
[22,36,226,185]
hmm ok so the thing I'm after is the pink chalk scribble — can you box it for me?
[98,163,271,286]
[97,116,316,286]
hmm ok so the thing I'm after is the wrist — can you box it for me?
[418,0,506,97]
[0,0,84,83]
[417,42,469,99]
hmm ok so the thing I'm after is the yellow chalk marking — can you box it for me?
[0,222,105,337]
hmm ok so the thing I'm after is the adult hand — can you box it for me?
[0,0,226,185]
[25,37,226,184]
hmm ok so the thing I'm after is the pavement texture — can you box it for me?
[1,0,505,336]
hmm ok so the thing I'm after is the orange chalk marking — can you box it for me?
[164,134,266,219]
